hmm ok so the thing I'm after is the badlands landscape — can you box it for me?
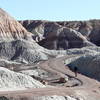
[0,8,100,100]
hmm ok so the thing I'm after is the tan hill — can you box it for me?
[0,8,32,41]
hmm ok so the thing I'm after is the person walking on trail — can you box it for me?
[74,67,78,77]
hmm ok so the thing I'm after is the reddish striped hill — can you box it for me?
[0,8,32,41]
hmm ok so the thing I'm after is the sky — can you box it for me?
[0,0,100,21]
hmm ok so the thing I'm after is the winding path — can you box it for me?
[0,56,100,99]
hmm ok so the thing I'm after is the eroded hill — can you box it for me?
[20,20,100,49]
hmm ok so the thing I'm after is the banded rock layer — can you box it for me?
[0,8,32,41]
[20,20,94,50]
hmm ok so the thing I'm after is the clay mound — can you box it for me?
[66,53,100,81]
[0,39,48,63]
[0,8,32,41]
[0,67,45,91]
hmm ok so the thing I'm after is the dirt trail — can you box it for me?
[45,56,100,88]
[0,56,100,99]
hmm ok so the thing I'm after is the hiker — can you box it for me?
[74,67,78,77]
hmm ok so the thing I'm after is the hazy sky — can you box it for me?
[0,0,100,21]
